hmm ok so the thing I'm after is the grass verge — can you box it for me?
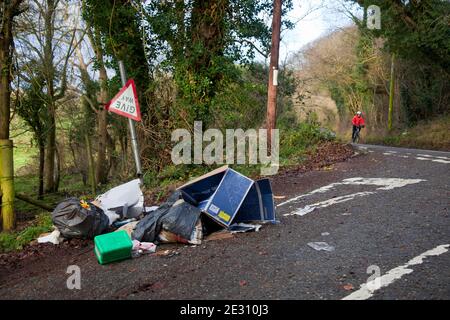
[0,213,53,252]
[366,115,450,151]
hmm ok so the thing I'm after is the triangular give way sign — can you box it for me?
[106,79,141,121]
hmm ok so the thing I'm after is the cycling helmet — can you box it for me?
[356,111,362,115]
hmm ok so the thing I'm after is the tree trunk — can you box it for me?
[38,141,45,199]
[94,31,109,185]
[43,0,57,193]
[0,44,11,140]
[44,103,57,193]
[85,134,96,194]
[0,139,15,230]
[15,193,53,211]
[0,1,24,231]
[95,88,108,185]
[185,0,228,124]
[54,145,60,191]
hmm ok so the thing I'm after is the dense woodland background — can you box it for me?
[0,0,448,244]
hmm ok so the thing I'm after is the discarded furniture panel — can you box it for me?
[179,166,276,227]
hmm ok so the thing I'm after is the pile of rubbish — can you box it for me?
[39,166,277,264]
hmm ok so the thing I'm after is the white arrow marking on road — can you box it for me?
[284,192,375,217]
[278,177,425,208]
[342,244,450,300]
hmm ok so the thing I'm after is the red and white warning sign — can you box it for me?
[106,79,141,121]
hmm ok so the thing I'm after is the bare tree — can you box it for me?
[15,0,81,193]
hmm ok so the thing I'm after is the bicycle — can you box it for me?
[352,126,363,143]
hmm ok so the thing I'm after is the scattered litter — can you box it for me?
[343,284,354,291]
[342,212,352,216]
[112,218,136,228]
[239,280,248,287]
[321,232,330,236]
[292,205,315,216]
[145,206,159,213]
[37,229,63,245]
[45,166,278,265]
[131,240,156,258]
[52,198,109,239]
[273,195,286,199]
[307,242,335,252]
[94,179,145,224]
[205,231,234,241]
[94,230,133,265]
[117,221,139,238]
[132,240,156,252]
[229,223,262,233]
[155,249,180,258]
[132,190,202,244]
[205,230,234,242]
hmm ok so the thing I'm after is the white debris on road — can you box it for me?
[308,242,335,252]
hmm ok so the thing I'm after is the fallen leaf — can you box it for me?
[343,284,354,291]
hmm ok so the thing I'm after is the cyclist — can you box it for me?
[352,111,365,142]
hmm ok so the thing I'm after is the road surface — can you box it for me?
[0,144,449,300]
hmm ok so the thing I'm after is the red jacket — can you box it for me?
[352,115,365,127]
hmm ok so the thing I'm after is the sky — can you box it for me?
[277,0,362,63]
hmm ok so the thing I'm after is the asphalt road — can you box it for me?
[0,144,449,300]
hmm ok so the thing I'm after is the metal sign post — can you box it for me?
[118,61,143,182]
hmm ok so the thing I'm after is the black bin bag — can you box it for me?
[132,190,202,243]
[52,198,110,239]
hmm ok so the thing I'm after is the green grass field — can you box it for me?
[10,119,38,175]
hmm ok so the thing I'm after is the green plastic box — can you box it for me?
[94,230,133,265]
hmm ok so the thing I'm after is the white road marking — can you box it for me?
[416,157,450,164]
[278,177,425,207]
[340,177,425,190]
[416,154,450,160]
[431,159,450,164]
[380,151,450,163]
[284,192,374,216]
[342,244,450,300]
[418,154,433,158]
